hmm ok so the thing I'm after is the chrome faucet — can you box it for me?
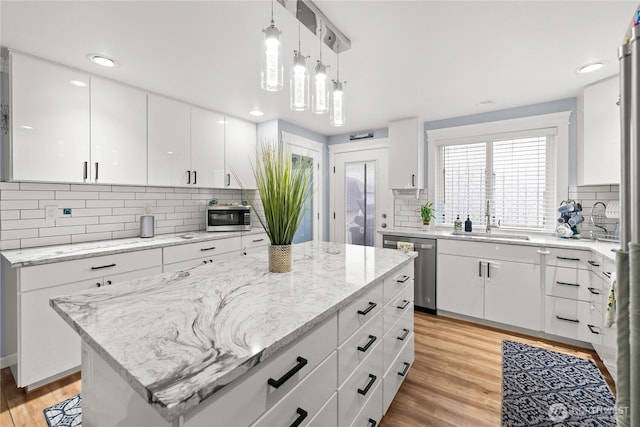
[485,200,501,233]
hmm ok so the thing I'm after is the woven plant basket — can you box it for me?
[269,244,292,273]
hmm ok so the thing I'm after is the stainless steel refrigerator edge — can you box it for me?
[383,235,436,313]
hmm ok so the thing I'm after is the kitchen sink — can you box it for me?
[450,231,530,241]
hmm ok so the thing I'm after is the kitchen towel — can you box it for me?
[605,272,617,327]
[396,241,415,252]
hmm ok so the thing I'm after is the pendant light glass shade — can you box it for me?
[290,51,310,111]
[330,81,345,126]
[261,23,283,91]
[312,61,329,114]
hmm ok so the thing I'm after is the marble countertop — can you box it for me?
[1,228,266,268]
[50,241,417,423]
[379,228,619,262]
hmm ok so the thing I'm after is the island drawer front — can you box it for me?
[545,267,602,302]
[163,237,241,264]
[183,315,338,427]
[252,351,337,427]
[243,233,269,250]
[437,240,540,264]
[337,341,383,427]
[163,252,237,273]
[383,283,414,335]
[19,248,162,292]
[544,248,592,269]
[383,334,414,414]
[348,382,382,427]
[307,392,337,427]
[338,311,383,385]
[383,261,414,304]
[339,282,384,344]
[545,296,603,345]
[383,305,414,375]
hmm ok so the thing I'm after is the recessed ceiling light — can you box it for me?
[217,119,226,125]
[19,125,34,130]
[477,100,496,107]
[69,80,88,87]
[88,54,117,68]
[249,110,264,117]
[577,61,605,74]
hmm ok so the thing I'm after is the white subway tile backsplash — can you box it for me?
[21,235,71,248]
[70,184,112,192]
[20,210,45,219]
[56,191,99,200]
[112,230,140,239]
[20,182,70,191]
[0,182,20,190]
[39,199,86,209]
[100,215,136,224]
[2,218,49,230]
[2,228,39,240]
[156,219,183,228]
[165,212,192,220]
[146,186,174,193]
[113,207,143,216]
[176,224,200,233]
[124,200,157,208]
[86,199,125,208]
[111,185,140,192]
[1,190,55,200]
[2,200,39,210]
[155,226,176,235]
[55,217,99,226]
[166,193,193,200]
[72,208,113,217]
[157,200,184,207]
[136,192,164,200]
[2,211,21,220]
[72,232,113,244]
[100,192,135,200]
[40,225,86,237]
[125,222,140,230]
[0,240,21,250]
[86,223,125,233]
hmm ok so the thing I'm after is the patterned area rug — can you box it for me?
[43,394,81,427]
[502,340,615,426]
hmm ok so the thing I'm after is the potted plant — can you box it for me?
[419,202,435,229]
[241,142,311,273]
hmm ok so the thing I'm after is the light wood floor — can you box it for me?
[0,312,614,427]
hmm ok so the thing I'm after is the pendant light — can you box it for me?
[261,0,283,92]
[330,44,346,127]
[290,19,310,111]
[312,29,330,114]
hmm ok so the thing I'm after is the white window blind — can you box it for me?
[437,134,557,231]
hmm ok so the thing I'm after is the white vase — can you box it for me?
[422,223,432,232]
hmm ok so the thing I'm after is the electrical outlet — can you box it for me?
[63,208,72,216]
[45,205,58,221]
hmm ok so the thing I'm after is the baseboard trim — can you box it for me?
[0,353,17,369]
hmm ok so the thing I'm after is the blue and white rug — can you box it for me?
[43,393,81,427]
[502,340,615,426]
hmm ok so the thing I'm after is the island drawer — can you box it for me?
[307,393,337,427]
[349,381,382,427]
[383,283,413,335]
[20,248,162,292]
[163,237,241,264]
[383,305,414,375]
[383,334,414,414]
[545,266,602,302]
[183,315,337,427]
[338,282,383,344]
[383,261,414,304]
[338,311,383,385]
[338,341,383,427]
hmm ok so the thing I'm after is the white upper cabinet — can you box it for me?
[388,117,423,189]
[225,116,257,189]
[90,77,147,185]
[581,76,620,185]
[147,94,191,187]
[9,52,90,183]
[190,107,225,188]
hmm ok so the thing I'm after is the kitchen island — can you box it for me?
[50,241,417,426]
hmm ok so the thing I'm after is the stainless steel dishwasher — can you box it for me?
[383,235,437,313]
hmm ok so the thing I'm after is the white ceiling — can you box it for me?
[1,1,637,137]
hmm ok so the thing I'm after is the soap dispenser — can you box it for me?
[465,215,472,232]
[454,215,463,231]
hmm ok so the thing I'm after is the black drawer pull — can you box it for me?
[91,263,116,270]
[557,256,581,261]
[357,374,377,395]
[106,280,111,285]
[290,408,308,427]
[193,170,197,185]
[587,260,600,267]
[398,362,410,377]
[556,315,579,323]
[253,238,265,243]
[556,281,580,287]
[368,419,377,427]
[268,356,307,389]
[395,274,410,283]
[358,301,377,316]
[357,335,377,352]
[396,299,410,310]
[588,287,601,295]
[603,272,612,279]
[200,246,216,251]
[187,170,191,184]
[397,328,410,341]
[587,324,600,335]
[96,282,102,288]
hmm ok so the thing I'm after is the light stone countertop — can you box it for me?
[50,241,417,423]
[1,228,266,268]
[379,228,619,262]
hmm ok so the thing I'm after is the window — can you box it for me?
[434,125,561,232]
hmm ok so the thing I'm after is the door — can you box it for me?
[436,254,485,318]
[191,107,225,188]
[331,146,390,248]
[225,117,257,189]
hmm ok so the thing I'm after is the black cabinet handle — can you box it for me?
[479,261,482,277]
[91,263,116,270]
[398,362,410,377]
[397,328,410,341]
[357,374,377,395]
[368,419,377,427]
[106,280,111,285]
[193,170,197,185]
[395,274,410,283]
[96,282,101,288]
[396,299,410,310]
[187,170,191,184]
[603,272,612,279]
[290,408,308,427]
[357,301,377,316]
[557,256,580,261]
[556,281,580,287]
[487,262,491,279]
[587,260,600,267]
[268,356,307,389]
[253,238,265,243]
[357,335,377,352]
[200,246,216,251]
[227,173,231,186]
[83,161,88,181]
[588,287,601,295]
[95,162,99,181]
[587,324,600,335]
[556,315,579,323]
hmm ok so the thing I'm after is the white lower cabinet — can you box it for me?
[437,253,484,318]
[383,335,415,414]
[307,393,338,427]
[162,237,242,272]
[350,382,383,427]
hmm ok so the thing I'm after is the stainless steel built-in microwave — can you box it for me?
[206,205,251,231]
